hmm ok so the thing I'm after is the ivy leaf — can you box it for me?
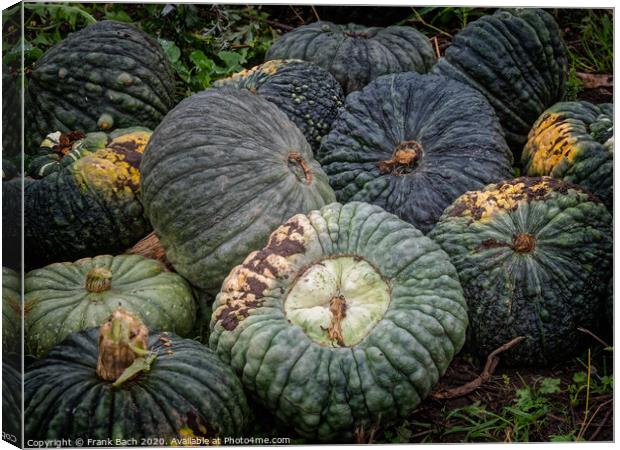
[538,377,561,395]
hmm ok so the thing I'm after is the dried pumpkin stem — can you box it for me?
[512,233,536,253]
[85,267,113,292]
[288,152,313,184]
[327,294,347,346]
[96,307,151,383]
[377,140,422,175]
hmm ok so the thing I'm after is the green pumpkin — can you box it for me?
[429,177,612,366]
[3,356,22,447]
[265,21,436,94]
[25,254,196,357]
[141,88,335,295]
[317,72,513,234]
[432,9,568,156]
[210,201,467,441]
[24,129,152,269]
[27,127,152,179]
[2,179,22,271]
[26,21,176,149]
[3,63,21,158]
[25,308,249,442]
[522,101,613,210]
[213,59,344,151]
[2,267,20,353]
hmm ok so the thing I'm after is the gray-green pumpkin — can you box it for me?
[210,201,468,441]
[141,88,336,295]
[265,21,436,94]
[25,254,196,357]
[2,267,20,353]
[429,177,612,366]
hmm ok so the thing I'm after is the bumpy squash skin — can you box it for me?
[2,267,21,353]
[522,102,613,210]
[265,21,436,94]
[317,72,513,234]
[432,9,568,156]
[141,89,335,295]
[24,130,152,269]
[28,127,152,179]
[210,202,468,441]
[25,254,196,357]
[214,60,344,152]
[429,177,612,366]
[26,21,176,148]
[25,328,249,441]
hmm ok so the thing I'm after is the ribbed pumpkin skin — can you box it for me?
[432,9,568,155]
[2,179,22,271]
[26,21,176,148]
[265,21,436,94]
[429,177,612,366]
[2,267,20,353]
[28,127,152,179]
[522,101,613,210]
[25,132,152,269]
[317,72,513,234]
[25,254,196,357]
[25,328,249,441]
[210,202,467,441]
[141,89,335,295]
[213,60,344,151]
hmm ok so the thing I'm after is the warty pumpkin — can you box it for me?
[522,101,613,210]
[213,59,344,151]
[265,21,436,94]
[210,201,467,441]
[429,177,612,366]
[141,88,335,295]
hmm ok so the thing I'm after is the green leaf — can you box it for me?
[217,50,243,68]
[539,378,561,395]
[158,39,181,64]
[572,371,587,385]
[189,50,216,72]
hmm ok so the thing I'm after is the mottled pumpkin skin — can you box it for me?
[265,21,436,94]
[28,127,152,179]
[429,177,612,366]
[210,202,467,441]
[522,102,613,210]
[141,89,335,295]
[25,254,196,357]
[26,21,176,149]
[214,60,344,151]
[317,72,513,234]
[2,267,20,353]
[432,9,568,156]
[25,328,249,441]
[25,130,152,269]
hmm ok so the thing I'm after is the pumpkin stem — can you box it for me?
[85,267,113,292]
[377,140,422,176]
[512,233,536,253]
[96,307,152,384]
[288,152,313,184]
[327,294,347,346]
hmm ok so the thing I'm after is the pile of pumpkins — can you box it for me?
[2,8,613,443]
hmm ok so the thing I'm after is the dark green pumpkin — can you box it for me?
[26,21,176,149]
[25,254,196,357]
[2,267,20,353]
[265,21,436,94]
[3,356,22,447]
[432,8,568,156]
[3,63,21,158]
[429,177,612,366]
[2,179,22,271]
[213,59,344,151]
[141,88,335,295]
[210,201,467,441]
[25,310,249,442]
[317,72,513,234]
[522,101,613,210]
[24,131,152,269]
